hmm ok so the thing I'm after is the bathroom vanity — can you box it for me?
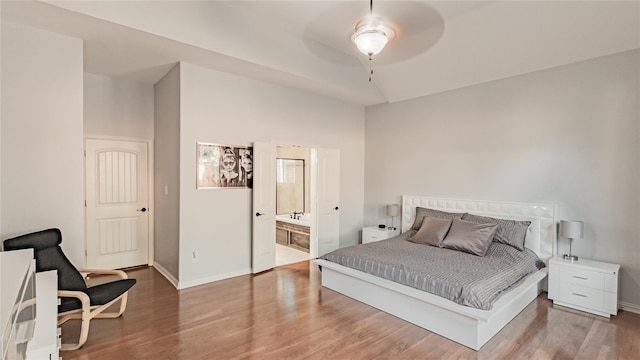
[276,218,310,251]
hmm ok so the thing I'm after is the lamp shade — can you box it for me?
[354,30,388,56]
[352,20,395,56]
[559,220,583,239]
[386,204,400,217]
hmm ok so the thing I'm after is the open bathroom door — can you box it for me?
[252,142,276,273]
[312,148,340,257]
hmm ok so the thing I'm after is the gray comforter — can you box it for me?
[320,231,544,310]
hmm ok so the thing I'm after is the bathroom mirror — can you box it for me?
[276,158,305,214]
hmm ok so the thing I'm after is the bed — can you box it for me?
[314,196,557,350]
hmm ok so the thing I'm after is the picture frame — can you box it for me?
[196,142,253,189]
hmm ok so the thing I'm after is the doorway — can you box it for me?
[252,142,340,274]
[275,146,311,266]
[84,137,153,269]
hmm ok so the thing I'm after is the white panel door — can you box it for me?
[85,139,149,269]
[315,149,340,256]
[252,142,276,273]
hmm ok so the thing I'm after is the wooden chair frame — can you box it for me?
[57,269,131,351]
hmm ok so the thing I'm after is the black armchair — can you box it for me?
[3,228,136,350]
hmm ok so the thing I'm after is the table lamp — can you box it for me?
[387,204,399,230]
[559,220,583,261]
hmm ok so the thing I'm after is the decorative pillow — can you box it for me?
[411,207,465,231]
[408,217,453,247]
[461,213,531,251]
[440,219,498,256]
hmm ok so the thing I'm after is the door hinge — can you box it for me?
[84,200,87,207]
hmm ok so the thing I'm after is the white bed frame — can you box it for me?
[315,196,557,350]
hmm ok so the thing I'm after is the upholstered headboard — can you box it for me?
[401,196,557,262]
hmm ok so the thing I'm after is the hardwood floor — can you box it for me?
[62,261,640,360]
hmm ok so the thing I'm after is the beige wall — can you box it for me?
[364,50,640,308]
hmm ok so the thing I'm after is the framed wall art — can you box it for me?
[197,142,253,189]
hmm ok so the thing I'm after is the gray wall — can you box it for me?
[177,62,365,287]
[0,22,365,290]
[1,22,85,266]
[153,64,181,282]
[364,50,640,308]
[84,73,155,139]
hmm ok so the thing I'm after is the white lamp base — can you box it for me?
[563,254,579,261]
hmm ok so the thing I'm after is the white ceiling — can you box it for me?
[3,1,639,106]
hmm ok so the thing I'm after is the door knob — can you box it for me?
[256,212,264,217]
[334,206,339,210]
[137,207,147,212]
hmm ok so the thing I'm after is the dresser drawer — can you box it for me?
[558,283,604,311]
[557,266,605,290]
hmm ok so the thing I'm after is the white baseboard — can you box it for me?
[177,268,252,290]
[152,262,178,289]
[619,301,640,315]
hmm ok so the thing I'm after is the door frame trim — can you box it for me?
[83,135,155,267]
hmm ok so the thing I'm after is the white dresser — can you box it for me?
[0,250,60,360]
[362,226,401,244]
[548,256,619,318]
[27,271,61,360]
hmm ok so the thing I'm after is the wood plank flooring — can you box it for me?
[61,261,640,360]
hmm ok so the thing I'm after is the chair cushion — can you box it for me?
[4,228,88,291]
[39,246,88,291]
[3,228,62,251]
[59,278,137,313]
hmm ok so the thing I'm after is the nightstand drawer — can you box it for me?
[557,266,605,290]
[363,232,384,242]
[558,283,603,311]
[362,226,400,244]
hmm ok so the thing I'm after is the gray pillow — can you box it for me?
[461,213,531,251]
[408,217,453,247]
[441,219,498,256]
[411,207,465,231]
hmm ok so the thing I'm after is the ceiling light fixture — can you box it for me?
[352,0,394,82]
[352,20,394,57]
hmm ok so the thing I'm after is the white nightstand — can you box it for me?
[548,256,620,318]
[362,226,401,244]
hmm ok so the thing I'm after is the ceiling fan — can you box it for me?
[344,0,444,82]
[296,1,445,82]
